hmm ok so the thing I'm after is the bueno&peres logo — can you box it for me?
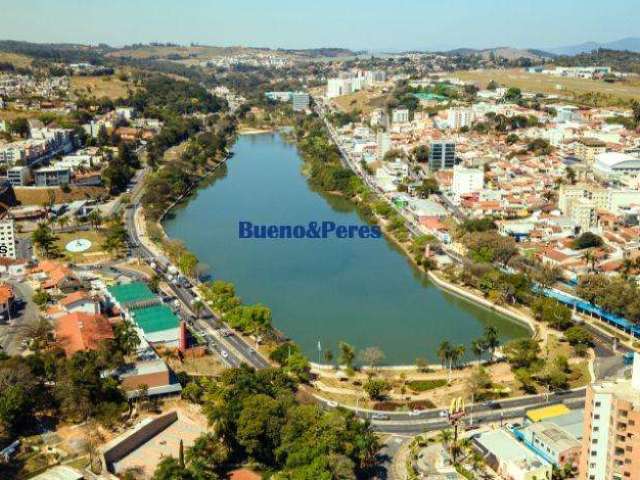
[239,221,382,240]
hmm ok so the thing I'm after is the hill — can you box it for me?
[443,47,552,61]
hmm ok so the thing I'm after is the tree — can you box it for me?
[471,338,485,363]
[179,251,199,279]
[102,217,128,256]
[504,338,541,369]
[412,145,430,163]
[483,326,500,361]
[505,87,522,102]
[57,215,70,232]
[564,326,593,347]
[152,456,193,480]
[486,80,499,91]
[466,366,493,401]
[323,349,334,364]
[87,209,103,231]
[363,378,390,400]
[338,341,356,370]
[437,340,453,382]
[186,433,229,479]
[8,118,30,138]
[360,346,385,370]
[531,297,572,330]
[32,289,51,307]
[32,222,58,258]
[572,232,603,250]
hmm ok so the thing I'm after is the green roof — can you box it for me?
[130,304,179,334]
[108,282,157,306]
[413,92,448,102]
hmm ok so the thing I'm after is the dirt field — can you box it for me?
[331,89,391,114]
[14,186,107,206]
[0,52,33,68]
[70,75,133,100]
[453,68,640,104]
[0,109,50,122]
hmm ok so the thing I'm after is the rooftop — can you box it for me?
[526,404,570,422]
[130,304,179,334]
[108,281,157,306]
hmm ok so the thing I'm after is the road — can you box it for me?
[0,281,40,355]
[122,164,270,371]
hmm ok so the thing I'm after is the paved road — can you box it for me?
[0,281,40,355]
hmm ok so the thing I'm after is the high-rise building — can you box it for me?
[392,108,410,124]
[0,218,16,259]
[376,131,391,161]
[428,141,456,171]
[452,165,484,199]
[447,108,474,130]
[579,353,640,480]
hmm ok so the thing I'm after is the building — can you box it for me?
[429,141,457,171]
[0,218,16,259]
[517,422,581,467]
[579,353,640,480]
[33,166,71,187]
[452,165,484,199]
[572,198,598,233]
[474,429,552,480]
[326,78,353,98]
[377,131,391,161]
[7,166,29,186]
[0,283,14,319]
[392,108,410,124]
[265,91,292,102]
[594,152,640,179]
[575,138,606,165]
[292,91,310,112]
[447,107,474,130]
[55,312,114,357]
[31,466,85,480]
[106,282,179,345]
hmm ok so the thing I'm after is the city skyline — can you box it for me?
[2,0,639,51]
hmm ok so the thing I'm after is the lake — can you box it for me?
[163,133,530,364]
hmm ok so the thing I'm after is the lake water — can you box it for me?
[163,133,529,364]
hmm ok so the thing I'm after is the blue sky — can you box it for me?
[3,0,639,51]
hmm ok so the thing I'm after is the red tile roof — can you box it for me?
[55,313,114,356]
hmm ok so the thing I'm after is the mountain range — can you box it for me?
[545,37,640,56]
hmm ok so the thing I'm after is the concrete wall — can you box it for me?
[102,411,178,473]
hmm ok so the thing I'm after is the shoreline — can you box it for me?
[155,131,538,368]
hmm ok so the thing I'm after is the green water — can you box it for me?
[163,133,529,364]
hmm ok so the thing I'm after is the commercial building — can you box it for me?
[517,422,581,467]
[474,429,552,480]
[579,353,640,480]
[594,152,640,179]
[429,141,457,171]
[106,282,179,345]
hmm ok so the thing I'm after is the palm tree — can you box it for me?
[483,326,500,362]
[437,340,453,382]
[338,341,356,370]
[471,338,485,363]
[87,209,103,231]
[452,344,466,371]
[58,215,70,232]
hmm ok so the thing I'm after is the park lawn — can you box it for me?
[407,378,448,392]
[453,68,640,105]
[70,74,133,100]
[53,230,110,263]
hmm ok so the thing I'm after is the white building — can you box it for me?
[376,131,391,161]
[0,219,16,259]
[452,165,484,200]
[447,107,474,130]
[391,108,410,124]
[594,152,640,179]
[326,78,353,98]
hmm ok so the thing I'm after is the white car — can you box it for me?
[408,410,421,417]
[326,400,338,408]
[221,350,229,359]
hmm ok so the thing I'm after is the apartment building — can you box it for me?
[392,108,410,124]
[0,218,16,259]
[576,138,606,165]
[7,166,29,187]
[429,141,456,171]
[33,166,71,187]
[579,353,640,480]
[452,165,484,199]
[447,107,474,131]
